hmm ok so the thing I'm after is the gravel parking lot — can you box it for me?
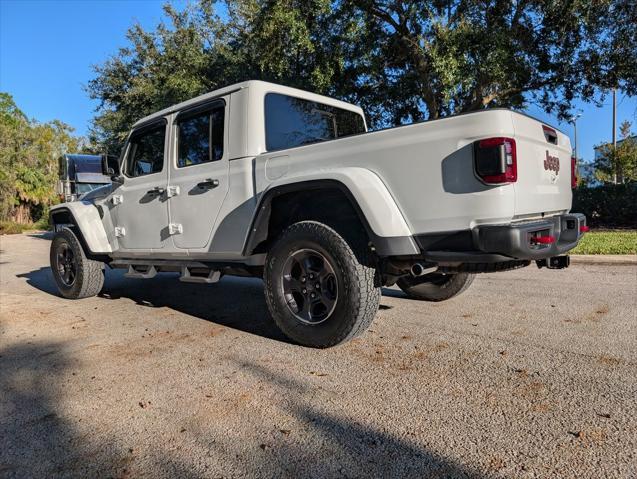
[1,233,636,478]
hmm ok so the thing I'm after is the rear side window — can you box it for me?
[125,125,166,177]
[264,93,366,152]
[177,104,225,168]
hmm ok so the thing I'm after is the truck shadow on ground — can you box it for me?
[18,267,402,343]
[0,341,483,478]
[27,231,55,240]
[18,266,288,342]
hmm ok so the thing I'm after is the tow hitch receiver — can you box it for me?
[536,255,570,269]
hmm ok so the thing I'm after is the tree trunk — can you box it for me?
[11,203,33,224]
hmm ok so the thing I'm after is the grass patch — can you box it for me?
[571,230,637,255]
[0,221,31,235]
[0,219,50,235]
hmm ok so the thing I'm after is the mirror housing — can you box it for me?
[101,154,123,183]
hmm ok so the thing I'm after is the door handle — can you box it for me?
[146,186,165,196]
[196,179,219,189]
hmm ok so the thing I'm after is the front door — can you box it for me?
[113,120,169,251]
[168,100,229,249]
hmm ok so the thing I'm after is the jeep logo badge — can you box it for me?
[544,151,560,174]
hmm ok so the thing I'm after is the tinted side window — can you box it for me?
[177,106,225,168]
[264,93,366,152]
[125,126,165,177]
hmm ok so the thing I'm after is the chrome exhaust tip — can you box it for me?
[411,263,437,277]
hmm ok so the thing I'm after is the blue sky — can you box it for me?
[1,0,636,164]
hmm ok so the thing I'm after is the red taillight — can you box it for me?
[571,156,578,189]
[531,235,556,245]
[474,137,517,184]
[579,225,590,233]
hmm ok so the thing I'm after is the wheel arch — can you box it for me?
[50,203,112,258]
[242,174,419,257]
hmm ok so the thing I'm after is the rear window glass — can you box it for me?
[264,93,366,152]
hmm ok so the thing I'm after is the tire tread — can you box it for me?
[264,221,380,348]
[50,227,104,299]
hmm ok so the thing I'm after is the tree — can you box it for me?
[88,3,219,154]
[594,121,637,184]
[0,93,79,223]
[88,0,637,149]
[88,0,348,154]
[342,0,637,125]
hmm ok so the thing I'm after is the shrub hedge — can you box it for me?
[572,183,637,228]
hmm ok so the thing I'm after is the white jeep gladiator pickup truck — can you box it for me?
[50,80,587,347]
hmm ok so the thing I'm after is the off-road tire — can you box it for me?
[397,272,474,302]
[50,227,104,299]
[264,221,380,348]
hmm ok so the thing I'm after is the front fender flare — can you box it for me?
[50,202,112,254]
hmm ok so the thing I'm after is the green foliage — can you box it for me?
[15,164,52,204]
[33,214,51,231]
[0,217,50,235]
[0,93,79,223]
[88,0,637,151]
[571,231,637,255]
[88,0,344,154]
[594,121,637,184]
[0,220,31,235]
[572,183,637,228]
[342,0,636,125]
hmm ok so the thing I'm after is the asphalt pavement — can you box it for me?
[1,233,636,478]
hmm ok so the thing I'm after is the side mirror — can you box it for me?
[101,154,123,182]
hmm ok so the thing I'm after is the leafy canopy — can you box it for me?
[594,121,637,184]
[87,0,637,152]
[0,93,79,222]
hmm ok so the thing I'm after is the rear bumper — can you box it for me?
[415,213,587,262]
[473,213,587,259]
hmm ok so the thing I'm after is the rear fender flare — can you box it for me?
[244,169,418,256]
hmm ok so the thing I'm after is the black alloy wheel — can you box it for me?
[55,243,77,286]
[281,248,338,324]
[264,220,380,348]
[50,227,105,299]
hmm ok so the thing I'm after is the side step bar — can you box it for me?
[125,264,158,279]
[179,266,221,284]
[112,259,221,284]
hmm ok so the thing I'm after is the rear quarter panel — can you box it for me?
[254,109,518,235]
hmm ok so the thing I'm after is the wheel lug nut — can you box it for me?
[315,283,320,289]
[302,289,307,294]
[310,293,316,298]
[309,274,314,279]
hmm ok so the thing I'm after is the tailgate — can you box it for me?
[511,112,573,218]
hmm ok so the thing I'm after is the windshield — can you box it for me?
[75,183,109,194]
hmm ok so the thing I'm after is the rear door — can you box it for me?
[113,120,169,251]
[512,113,573,217]
[168,99,229,249]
